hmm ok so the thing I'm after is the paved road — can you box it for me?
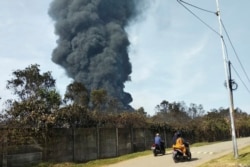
[103,137,250,167]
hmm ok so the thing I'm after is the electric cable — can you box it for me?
[178,0,216,14]
[231,63,250,94]
[222,35,250,94]
[220,19,250,85]
[177,0,250,98]
[177,0,250,92]
[177,0,220,36]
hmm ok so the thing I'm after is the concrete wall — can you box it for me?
[7,152,42,167]
[0,128,172,166]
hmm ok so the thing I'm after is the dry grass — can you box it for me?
[35,150,152,167]
[198,145,250,167]
[35,144,250,167]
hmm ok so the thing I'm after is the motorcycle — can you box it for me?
[151,141,166,156]
[172,141,192,162]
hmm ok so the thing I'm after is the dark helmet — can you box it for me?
[176,131,182,137]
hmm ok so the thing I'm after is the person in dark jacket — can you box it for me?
[172,132,178,145]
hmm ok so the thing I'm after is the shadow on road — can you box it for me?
[173,158,199,164]
[190,158,199,161]
[153,154,167,157]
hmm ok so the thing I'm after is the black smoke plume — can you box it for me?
[48,0,145,109]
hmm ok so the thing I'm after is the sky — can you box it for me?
[0,0,249,116]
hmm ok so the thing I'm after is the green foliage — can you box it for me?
[6,64,56,100]
[90,89,108,111]
[153,100,190,128]
[188,103,205,118]
[64,81,89,107]
[4,64,61,129]
[152,100,250,142]
[55,104,96,128]
[1,64,250,146]
[201,110,230,142]
[115,110,149,128]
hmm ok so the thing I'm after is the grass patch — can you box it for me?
[191,141,219,147]
[35,142,249,167]
[83,151,152,167]
[198,145,250,167]
[35,150,152,167]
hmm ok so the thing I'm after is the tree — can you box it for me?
[234,108,250,137]
[106,97,124,113]
[55,105,96,128]
[201,109,230,142]
[136,107,148,117]
[156,100,170,113]
[188,103,205,119]
[90,89,108,111]
[115,111,148,128]
[63,81,89,107]
[153,100,190,128]
[4,64,61,129]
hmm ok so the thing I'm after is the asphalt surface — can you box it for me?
[103,137,250,167]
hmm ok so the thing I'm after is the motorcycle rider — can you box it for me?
[172,131,178,145]
[154,133,162,150]
[172,131,186,156]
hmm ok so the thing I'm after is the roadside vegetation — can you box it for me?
[35,151,152,167]
[198,145,250,167]
[1,64,250,166]
[35,145,250,167]
[191,141,220,147]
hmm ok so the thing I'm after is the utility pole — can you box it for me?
[215,0,238,159]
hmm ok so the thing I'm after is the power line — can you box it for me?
[220,19,250,85]
[221,37,250,95]
[176,0,220,36]
[177,0,250,94]
[178,0,216,14]
[231,63,250,94]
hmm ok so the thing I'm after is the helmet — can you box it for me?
[176,131,181,137]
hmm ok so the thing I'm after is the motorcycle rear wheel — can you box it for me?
[153,150,157,156]
[186,152,192,161]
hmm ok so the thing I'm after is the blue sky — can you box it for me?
[0,0,249,115]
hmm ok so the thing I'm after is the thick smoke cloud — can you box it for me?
[48,0,144,109]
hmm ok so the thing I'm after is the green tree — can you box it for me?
[201,109,230,142]
[153,100,190,128]
[55,105,96,128]
[234,108,250,137]
[63,81,89,107]
[136,107,148,117]
[188,103,205,119]
[53,81,99,128]
[4,64,61,129]
[106,97,124,113]
[115,111,148,128]
[90,89,108,111]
